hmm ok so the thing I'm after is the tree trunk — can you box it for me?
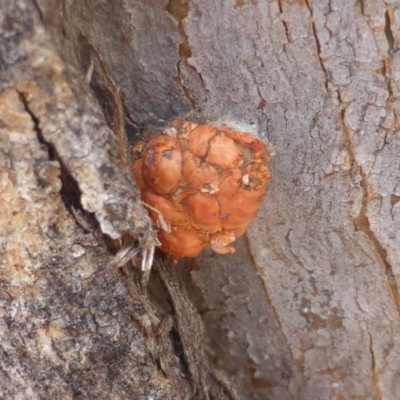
[1,1,400,399]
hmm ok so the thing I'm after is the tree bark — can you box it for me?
[1,0,400,399]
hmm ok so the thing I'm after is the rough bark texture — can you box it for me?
[2,0,400,399]
[0,1,237,399]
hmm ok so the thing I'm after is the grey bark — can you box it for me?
[1,0,400,400]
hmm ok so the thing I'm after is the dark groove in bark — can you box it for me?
[336,90,400,319]
[164,0,203,109]
[304,0,329,92]
[384,10,394,52]
[277,0,290,43]
[17,90,94,226]
[368,332,383,400]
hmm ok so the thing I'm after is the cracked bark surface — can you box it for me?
[0,1,237,399]
[2,0,400,399]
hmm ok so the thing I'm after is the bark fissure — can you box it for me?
[284,229,305,270]
[244,235,297,388]
[155,259,239,399]
[164,0,205,109]
[368,332,383,400]
[277,0,290,43]
[304,0,329,92]
[17,89,84,213]
[382,57,394,101]
[337,93,400,319]
[88,45,135,172]
[358,0,365,16]
[18,91,42,142]
[390,194,400,219]
[353,169,400,317]
[30,0,44,22]
[384,9,394,52]
[382,8,395,104]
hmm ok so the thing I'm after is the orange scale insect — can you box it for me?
[141,135,183,195]
[217,168,243,198]
[206,134,243,169]
[132,120,272,259]
[158,228,207,258]
[182,151,221,192]
[220,127,266,155]
[210,230,236,255]
[141,190,188,227]
[184,192,221,232]
[188,124,217,157]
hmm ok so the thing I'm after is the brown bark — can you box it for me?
[2,0,400,399]
[0,1,236,399]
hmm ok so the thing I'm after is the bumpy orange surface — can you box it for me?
[132,120,271,258]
